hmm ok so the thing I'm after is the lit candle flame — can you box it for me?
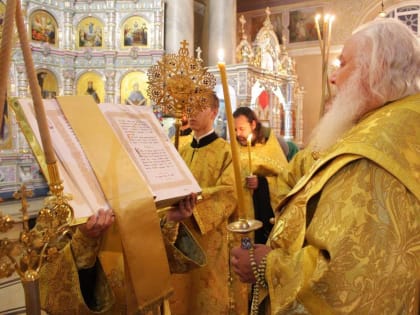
[217,49,225,62]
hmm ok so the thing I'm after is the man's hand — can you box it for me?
[231,244,271,283]
[79,208,115,239]
[246,175,259,190]
[166,193,197,222]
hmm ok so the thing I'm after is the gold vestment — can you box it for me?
[169,135,238,315]
[238,129,288,221]
[38,96,206,314]
[262,94,420,314]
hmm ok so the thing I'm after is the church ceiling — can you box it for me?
[237,0,308,12]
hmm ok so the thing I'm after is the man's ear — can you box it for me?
[211,107,219,119]
[251,120,257,130]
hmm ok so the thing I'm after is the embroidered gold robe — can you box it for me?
[262,94,420,314]
[234,129,288,314]
[238,128,288,221]
[38,221,206,315]
[169,135,237,315]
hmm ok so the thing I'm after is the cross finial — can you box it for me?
[195,46,202,61]
[180,40,188,50]
[239,14,246,29]
[239,15,246,26]
[265,7,271,17]
[13,184,34,231]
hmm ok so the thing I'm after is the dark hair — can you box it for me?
[233,106,266,144]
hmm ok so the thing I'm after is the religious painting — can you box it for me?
[29,10,58,46]
[76,72,104,104]
[120,71,148,106]
[289,7,322,43]
[122,16,148,48]
[0,1,5,43]
[36,69,58,99]
[77,17,104,48]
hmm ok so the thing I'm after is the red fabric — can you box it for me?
[258,91,269,109]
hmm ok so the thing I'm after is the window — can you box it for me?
[386,5,419,36]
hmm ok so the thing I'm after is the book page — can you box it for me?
[99,103,201,207]
[17,98,109,222]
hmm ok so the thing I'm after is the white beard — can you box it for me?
[308,71,369,152]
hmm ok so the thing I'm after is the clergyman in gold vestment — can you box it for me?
[233,106,288,244]
[231,19,420,314]
[169,93,238,315]
[39,194,203,315]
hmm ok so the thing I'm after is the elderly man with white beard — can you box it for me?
[231,18,420,315]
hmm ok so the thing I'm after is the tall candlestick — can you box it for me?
[326,16,334,59]
[217,49,247,219]
[15,1,56,165]
[247,133,252,175]
[325,15,335,100]
[322,14,329,65]
[314,14,323,53]
[315,13,335,119]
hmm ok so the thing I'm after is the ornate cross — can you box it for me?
[195,46,202,61]
[13,184,34,231]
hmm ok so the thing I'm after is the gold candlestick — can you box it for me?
[0,1,74,314]
[315,13,335,118]
[0,181,72,315]
[227,218,262,248]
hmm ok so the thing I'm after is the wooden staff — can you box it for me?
[0,0,17,131]
[15,0,56,165]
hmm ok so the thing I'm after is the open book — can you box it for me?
[14,96,201,224]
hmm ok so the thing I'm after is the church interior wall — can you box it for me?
[0,0,419,313]
[292,54,322,142]
[0,0,417,207]
[237,0,419,144]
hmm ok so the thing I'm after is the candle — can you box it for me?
[217,49,247,219]
[15,3,56,165]
[314,14,323,53]
[326,15,334,58]
[322,14,330,64]
[247,133,252,175]
[325,15,335,100]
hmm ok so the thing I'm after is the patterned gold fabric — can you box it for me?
[40,229,119,314]
[162,221,207,274]
[234,128,288,314]
[40,226,175,315]
[264,94,420,314]
[173,133,193,151]
[39,218,206,314]
[58,95,173,313]
[169,137,237,315]
[238,129,288,220]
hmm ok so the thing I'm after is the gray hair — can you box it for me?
[353,19,420,104]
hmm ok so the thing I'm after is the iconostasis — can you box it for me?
[0,0,163,203]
